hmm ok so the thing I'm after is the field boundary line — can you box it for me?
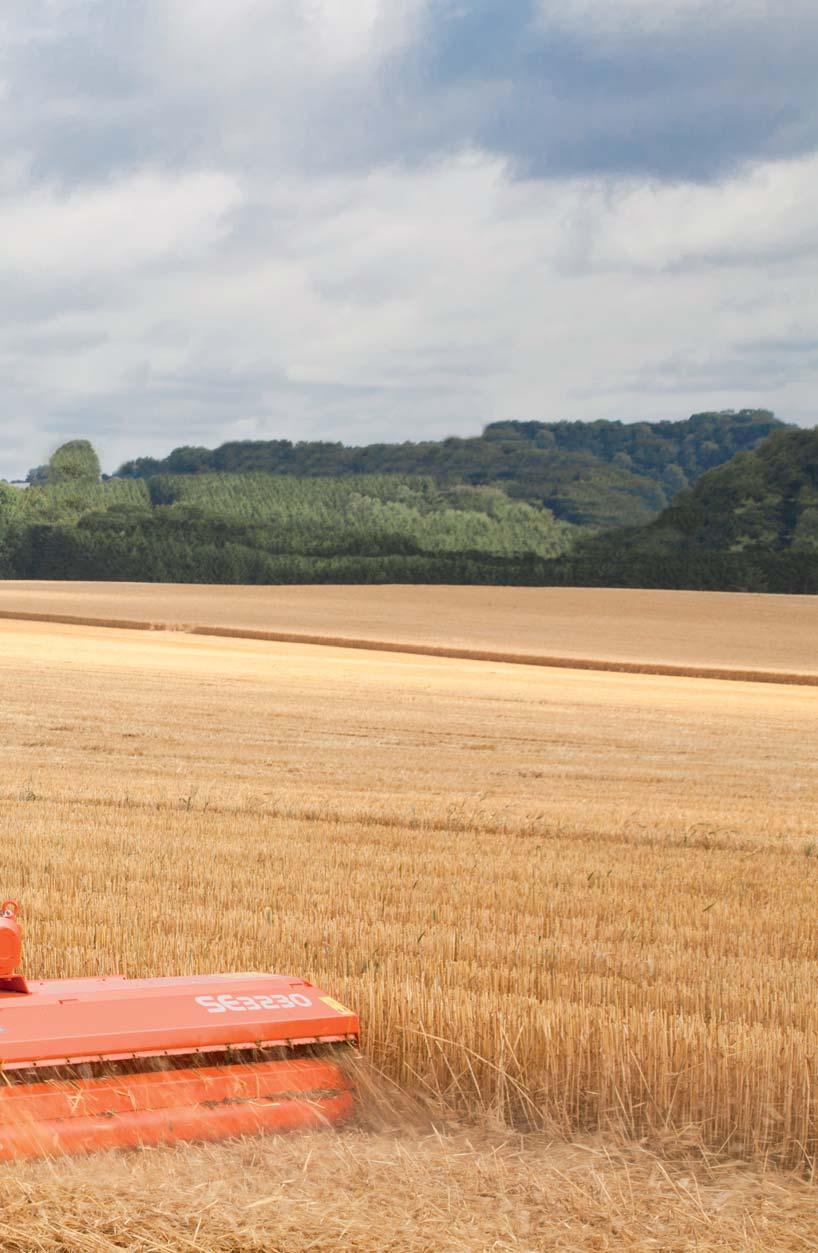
[0,605,816,687]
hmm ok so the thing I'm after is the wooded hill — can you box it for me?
[7,412,817,591]
[4,463,576,584]
[561,427,818,592]
[115,410,783,530]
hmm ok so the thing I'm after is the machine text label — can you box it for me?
[195,992,313,1014]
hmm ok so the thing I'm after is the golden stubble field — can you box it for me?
[2,579,817,674]
[1,586,817,1250]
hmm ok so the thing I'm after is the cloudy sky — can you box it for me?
[1,0,816,477]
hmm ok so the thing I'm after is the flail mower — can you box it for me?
[0,902,359,1160]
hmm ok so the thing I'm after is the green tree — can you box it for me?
[0,482,20,520]
[48,440,101,484]
[792,507,818,551]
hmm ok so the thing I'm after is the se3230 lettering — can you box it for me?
[195,992,313,1013]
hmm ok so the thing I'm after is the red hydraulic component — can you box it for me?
[0,901,27,994]
[0,903,360,1159]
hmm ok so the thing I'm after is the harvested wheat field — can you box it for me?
[1,587,817,1249]
[0,579,816,677]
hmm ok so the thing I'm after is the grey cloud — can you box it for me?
[0,1,816,478]
[6,327,109,354]
[28,367,484,474]
[736,337,818,358]
[614,347,811,395]
[399,1,818,182]
[2,1,816,190]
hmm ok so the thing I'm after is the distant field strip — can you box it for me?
[1,605,816,687]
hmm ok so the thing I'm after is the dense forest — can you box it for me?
[4,444,576,584]
[560,428,818,592]
[6,413,817,592]
[114,410,783,529]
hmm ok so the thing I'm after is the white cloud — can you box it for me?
[571,155,818,272]
[3,145,816,476]
[538,0,767,39]
[306,0,423,62]
[154,0,422,89]
[0,0,816,476]
[0,171,240,277]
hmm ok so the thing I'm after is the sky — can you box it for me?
[1,0,816,477]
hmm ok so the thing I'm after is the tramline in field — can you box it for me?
[0,902,359,1159]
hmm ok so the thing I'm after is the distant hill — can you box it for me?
[6,412,810,590]
[1,472,575,584]
[561,428,818,592]
[116,410,785,530]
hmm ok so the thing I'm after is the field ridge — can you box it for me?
[1,605,816,687]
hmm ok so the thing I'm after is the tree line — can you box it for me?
[4,442,576,584]
[558,428,818,592]
[5,421,817,592]
[115,410,784,530]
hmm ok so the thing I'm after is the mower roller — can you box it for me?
[0,902,359,1160]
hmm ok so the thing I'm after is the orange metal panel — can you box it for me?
[0,1057,348,1122]
[0,973,360,1068]
[0,1088,355,1160]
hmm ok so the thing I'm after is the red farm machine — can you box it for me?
[0,902,359,1160]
